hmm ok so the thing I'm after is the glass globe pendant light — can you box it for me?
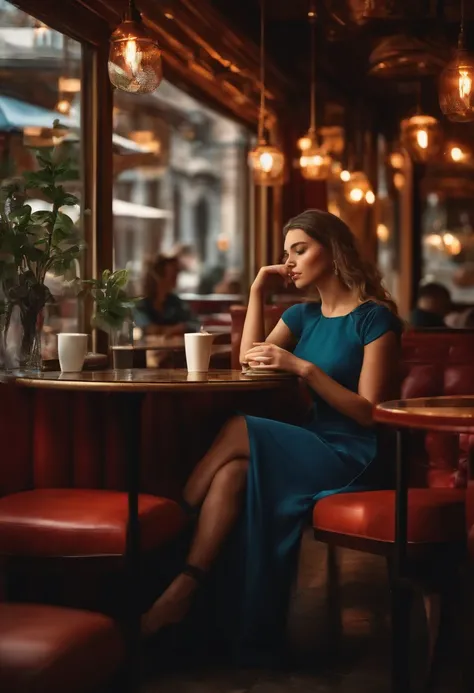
[297,4,331,181]
[344,170,372,204]
[400,113,443,162]
[108,0,163,94]
[439,0,474,122]
[248,0,285,185]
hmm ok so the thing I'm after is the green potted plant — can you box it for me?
[0,122,133,370]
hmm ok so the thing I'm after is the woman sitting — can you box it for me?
[134,254,199,337]
[142,210,402,662]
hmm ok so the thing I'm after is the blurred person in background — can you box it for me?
[410,282,451,328]
[134,254,199,336]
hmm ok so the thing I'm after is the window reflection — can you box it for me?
[0,0,83,359]
[112,81,250,299]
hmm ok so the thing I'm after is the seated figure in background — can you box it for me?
[134,254,199,337]
[410,282,451,328]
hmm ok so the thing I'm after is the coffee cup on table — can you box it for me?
[57,333,88,372]
[184,331,214,372]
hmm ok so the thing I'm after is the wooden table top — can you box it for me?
[374,395,474,433]
[0,368,295,393]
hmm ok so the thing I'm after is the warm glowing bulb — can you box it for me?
[450,146,464,162]
[259,152,274,173]
[124,39,142,75]
[459,70,472,102]
[448,237,462,255]
[365,190,375,205]
[416,129,428,149]
[340,169,351,182]
[425,234,443,249]
[393,173,405,190]
[377,224,390,242]
[56,99,71,115]
[443,232,455,246]
[349,188,364,202]
[298,136,312,151]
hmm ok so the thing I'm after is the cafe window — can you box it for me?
[0,0,83,353]
[112,80,250,296]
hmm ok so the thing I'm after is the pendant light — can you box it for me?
[343,121,374,205]
[297,3,331,181]
[439,0,474,122]
[108,0,163,94]
[248,0,285,186]
[400,114,443,162]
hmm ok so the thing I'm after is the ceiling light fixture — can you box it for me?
[297,2,331,181]
[248,0,285,185]
[439,0,474,122]
[108,0,162,94]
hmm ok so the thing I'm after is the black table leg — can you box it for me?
[390,428,411,693]
[122,392,144,693]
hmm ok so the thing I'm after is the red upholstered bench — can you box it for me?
[0,489,186,558]
[0,603,124,693]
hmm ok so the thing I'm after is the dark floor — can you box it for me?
[145,530,466,692]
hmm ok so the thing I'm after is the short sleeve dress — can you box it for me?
[215,301,402,663]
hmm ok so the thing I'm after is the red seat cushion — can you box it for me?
[0,489,187,557]
[0,603,123,693]
[313,489,466,544]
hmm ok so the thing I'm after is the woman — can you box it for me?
[142,210,402,661]
[134,254,199,336]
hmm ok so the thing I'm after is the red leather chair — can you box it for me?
[0,603,124,693]
[313,329,474,691]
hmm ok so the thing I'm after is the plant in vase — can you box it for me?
[0,125,83,369]
[84,269,137,368]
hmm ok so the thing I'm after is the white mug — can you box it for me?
[58,333,88,372]
[184,333,214,372]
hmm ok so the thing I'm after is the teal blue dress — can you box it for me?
[209,301,401,664]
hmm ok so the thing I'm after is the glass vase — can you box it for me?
[109,318,134,369]
[2,304,43,371]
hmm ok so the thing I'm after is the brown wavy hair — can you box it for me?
[283,209,399,316]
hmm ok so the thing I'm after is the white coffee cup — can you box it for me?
[184,332,214,372]
[58,333,88,372]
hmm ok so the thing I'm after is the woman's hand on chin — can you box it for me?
[252,264,291,293]
[244,342,310,376]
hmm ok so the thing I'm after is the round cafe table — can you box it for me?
[0,368,297,690]
[373,396,474,691]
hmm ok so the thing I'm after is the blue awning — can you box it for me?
[0,95,76,131]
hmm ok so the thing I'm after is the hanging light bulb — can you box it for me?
[108,0,162,94]
[400,114,443,162]
[299,139,331,180]
[297,6,330,181]
[439,0,474,122]
[344,171,372,205]
[248,0,285,185]
[55,98,71,115]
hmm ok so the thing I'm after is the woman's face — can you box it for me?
[283,228,333,289]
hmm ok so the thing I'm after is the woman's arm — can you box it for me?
[244,331,399,427]
[239,265,295,364]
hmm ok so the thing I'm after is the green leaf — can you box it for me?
[30,210,53,226]
[52,211,74,243]
[110,268,128,288]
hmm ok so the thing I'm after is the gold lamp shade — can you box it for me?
[108,2,162,94]
[248,142,285,186]
[439,49,474,122]
[299,143,331,181]
[400,114,443,162]
[344,171,371,204]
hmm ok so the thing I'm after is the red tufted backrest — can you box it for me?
[400,329,474,489]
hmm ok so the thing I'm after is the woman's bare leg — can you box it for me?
[142,457,248,635]
[183,415,250,508]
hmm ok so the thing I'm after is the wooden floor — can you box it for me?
[145,530,465,692]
